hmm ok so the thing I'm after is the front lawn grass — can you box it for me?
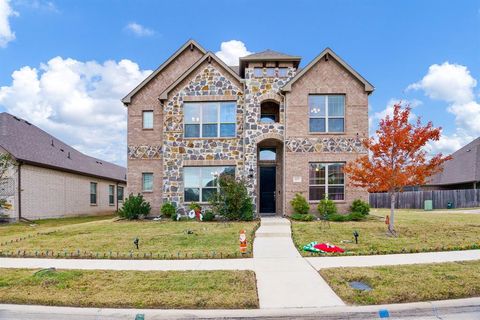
[320,260,480,305]
[292,208,480,256]
[0,268,258,309]
[0,216,259,259]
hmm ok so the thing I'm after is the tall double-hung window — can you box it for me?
[184,102,236,138]
[309,163,345,201]
[309,95,345,133]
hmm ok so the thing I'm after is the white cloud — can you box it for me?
[0,57,152,165]
[14,0,59,13]
[215,40,252,66]
[407,62,480,154]
[0,0,18,48]
[407,62,476,104]
[124,22,154,37]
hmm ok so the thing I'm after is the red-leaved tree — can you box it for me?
[344,104,451,234]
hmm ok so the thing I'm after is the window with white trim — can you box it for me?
[143,111,153,129]
[184,166,235,202]
[309,95,345,133]
[309,163,345,201]
[142,173,153,192]
[108,185,115,205]
[184,102,236,138]
[90,182,97,205]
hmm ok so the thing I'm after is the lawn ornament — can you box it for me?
[353,230,359,244]
[314,242,345,253]
[303,241,324,253]
[385,215,390,226]
[188,210,196,219]
[133,237,139,249]
[239,230,247,254]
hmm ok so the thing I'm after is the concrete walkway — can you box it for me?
[307,249,480,270]
[253,217,344,308]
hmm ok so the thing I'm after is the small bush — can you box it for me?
[118,193,151,220]
[210,175,254,221]
[351,199,370,215]
[317,197,337,216]
[171,213,177,221]
[290,193,310,215]
[290,213,315,221]
[202,210,215,221]
[189,202,201,212]
[160,202,176,217]
[327,212,366,222]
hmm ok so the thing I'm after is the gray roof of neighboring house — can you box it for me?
[0,112,126,183]
[427,137,480,186]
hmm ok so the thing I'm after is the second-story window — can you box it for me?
[309,95,345,133]
[278,68,288,77]
[254,68,263,77]
[265,68,275,77]
[184,102,236,138]
[143,111,153,129]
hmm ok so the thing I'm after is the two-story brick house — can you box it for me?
[122,39,373,216]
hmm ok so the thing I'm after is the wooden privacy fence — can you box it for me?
[369,189,480,209]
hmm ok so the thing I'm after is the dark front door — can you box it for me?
[259,166,276,214]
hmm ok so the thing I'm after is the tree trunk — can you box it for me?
[389,191,396,235]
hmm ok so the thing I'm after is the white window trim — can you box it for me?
[142,173,153,192]
[90,182,97,205]
[184,102,236,138]
[309,95,345,133]
[309,163,345,201]
[108,185,115,206]
[142,110,154,129]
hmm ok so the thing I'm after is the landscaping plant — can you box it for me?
[350,199,370,216]
[317,195,337,216]
[118,193,151,220]
[160,202,176,218]
[210,175,254,221]
[290,193,310,215]
[290,213,315,221]
[344,103,451,235]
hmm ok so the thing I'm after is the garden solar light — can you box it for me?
[133,237,139,249]
[353,230,359,244]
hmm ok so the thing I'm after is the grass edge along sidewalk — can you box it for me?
[0,268,259,309]
[0,217,260,260]
[320,260,480,305]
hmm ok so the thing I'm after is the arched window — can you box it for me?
[260,101,280,123]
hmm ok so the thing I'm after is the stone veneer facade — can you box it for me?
[124,40,372,216]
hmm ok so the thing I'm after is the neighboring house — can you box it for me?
[0,112,126,221]
[123,39,373,216]
[424,137,480,190]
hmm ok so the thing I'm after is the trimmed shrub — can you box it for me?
[317,197,337,216]
[118,193,151,220]
[202,210,215,221]
[290,193,310,215]
[160,202,176,217]
[290,213,315,221]
[351,199,370,215]
[327,212,366,222]
[210,175,254,221]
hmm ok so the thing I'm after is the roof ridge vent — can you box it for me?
[60,148,64,152]
[13,116,20,121]
[24,120,31,125]
[51,139,54,147]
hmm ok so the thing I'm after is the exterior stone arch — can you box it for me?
[255,132,284,144]
[258,92,283,104]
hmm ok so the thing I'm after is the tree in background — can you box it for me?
[344,103,451,235]
[0,153,16,211]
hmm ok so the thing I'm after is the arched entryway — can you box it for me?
[257,137,283,216]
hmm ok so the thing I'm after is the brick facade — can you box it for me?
[124,40,372,216]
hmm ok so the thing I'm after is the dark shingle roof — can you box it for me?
[240,49,301,61]
[428,137,480,186]
[0,112,126,182]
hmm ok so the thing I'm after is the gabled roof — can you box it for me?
[159,52,243,101]
[239,49,301,78]
[427,137,480,186]
[281,48,374,93]
[0,112,126,183]
[121,39,207,104]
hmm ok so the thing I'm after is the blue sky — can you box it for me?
[0,0,479,166]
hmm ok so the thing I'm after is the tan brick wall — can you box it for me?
[20,164,125,220]
[127,46,204,213]
[285,56,369,215]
